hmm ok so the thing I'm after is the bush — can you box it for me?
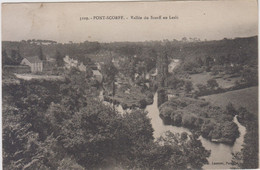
[201,121,215,138]
[139,99,147,109]
[184,81,193,93]
[207,79,219,89]
[226,102,237,116]
[174,113,183,126]
[182,115,196,128]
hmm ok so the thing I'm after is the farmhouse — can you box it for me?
[21,56,43,73]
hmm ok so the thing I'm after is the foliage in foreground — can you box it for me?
[3,70,210,169]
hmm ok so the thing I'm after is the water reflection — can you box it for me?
[145,92,191,138]
[99,78,246,169]
[145,92,246,169]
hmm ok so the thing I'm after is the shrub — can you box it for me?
[174,113,183,126]
[139,99,147,109]
[207,79,219,89]
[226,102,237,116]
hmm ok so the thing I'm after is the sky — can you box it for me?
[1,0,258,43]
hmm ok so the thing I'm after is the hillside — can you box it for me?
[2,36,257,66]
[201,86,258,115]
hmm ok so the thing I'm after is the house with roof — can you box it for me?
[92,70,103,83]
[20,56,43,73]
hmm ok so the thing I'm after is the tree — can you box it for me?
[58,101,119,168]
[226,102,236,116]
[231,152,243,169]
[168,76,185,90]
[141,48,157,72]
[207,79,219,89]
[242,67,258,86]
[196,57,204,66]
[118,57,135,80]
[184,81,193,93]
[136,61,146,78]
[59,68,91,111]
[11,50,17,64]
[38,46,46,60]
[196,83,207,93]
[205,56,214,68]
[7,49,23,65]
[235,108,259,169]
[2,103,45,170]
[2,49,12,66]
[102,61,118,99]
[102,61,118,84]
[147,131,210,169]
[139,99,147,109]
[56,51,64,67]
[182,37,187,42]
[121,110,154,145]
[157,88,168,107]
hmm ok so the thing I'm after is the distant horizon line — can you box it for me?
[2,35,258,44]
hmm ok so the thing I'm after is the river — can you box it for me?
[101,90,246,169]
[99,59,246,169]
[146,92,246,169]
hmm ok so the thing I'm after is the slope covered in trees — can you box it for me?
[3,68,210,169]
[2,36,257,66]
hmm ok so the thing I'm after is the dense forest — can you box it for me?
[2,36,257,65]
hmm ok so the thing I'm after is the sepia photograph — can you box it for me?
[1,0,258,169]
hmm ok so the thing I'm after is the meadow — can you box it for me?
[201,86,258,115]
[189,72,241,89]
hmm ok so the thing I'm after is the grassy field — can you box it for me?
[201,86,258,115]
[190,72,241,89]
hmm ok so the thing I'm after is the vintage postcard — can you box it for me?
[1,1,258,169]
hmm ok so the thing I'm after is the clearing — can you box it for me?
[200,86,258,115]
[190,72,241,89]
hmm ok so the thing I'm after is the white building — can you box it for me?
[93,70,103,83]
[78,62,87,72]
[112,57,120,67]
[63,55,78,69]
[168,59,180,73]
[21,56,43,73]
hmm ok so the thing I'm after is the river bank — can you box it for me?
[103,92,153,110]
[100,58,247,169]
[147,92,246,169]
[159,96,240,145]
[102,76,156,109]
[100,86,246,169]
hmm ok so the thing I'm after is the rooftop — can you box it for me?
[93,70,102,76]
[24,56,42,63]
